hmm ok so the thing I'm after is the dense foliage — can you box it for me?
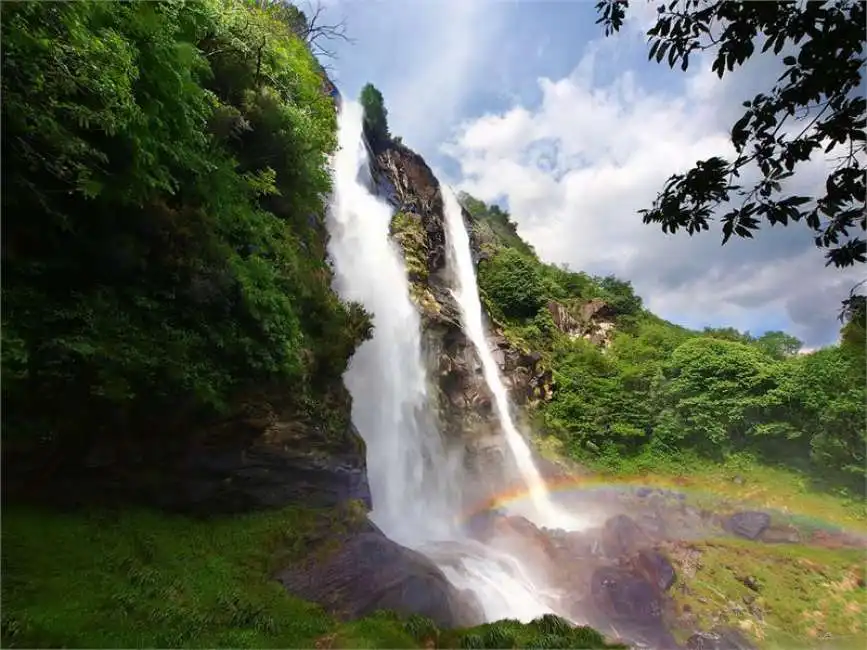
[2,0,369,457]
[466,194,866,493]
[596,0,866,268]
[359,82,390,148]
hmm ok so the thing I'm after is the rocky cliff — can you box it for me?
[368,140,556,504]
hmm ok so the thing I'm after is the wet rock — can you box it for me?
[278,521,484,629]
[590,566,662,623]
[725,511,771,540]
[601,514,652,558]
[686,628,756,650]
[634,549,676,592]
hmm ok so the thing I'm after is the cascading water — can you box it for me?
[441,188,579,531]
[326,101,459,546]
[327,101,570,625]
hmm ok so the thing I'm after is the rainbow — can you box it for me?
[458,473,867,537]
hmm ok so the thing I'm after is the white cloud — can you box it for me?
[443,32,862,347]
[324,0,507,155]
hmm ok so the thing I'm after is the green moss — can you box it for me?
[666,538,866,648]
[390,211,429,282]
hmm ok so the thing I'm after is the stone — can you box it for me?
[601,514,652,558]
[278,521,485,629]
[725,511,771,540]
[738,575,761,592]
[634,549,676,592]
[590,566,662,623]
[686,628,756,650]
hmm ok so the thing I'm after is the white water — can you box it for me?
[326,101,459,546]
[326,101,567,624]
[441,188,579,531]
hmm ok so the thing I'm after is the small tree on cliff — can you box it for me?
[595,0,866,269]
[359,83,390,148]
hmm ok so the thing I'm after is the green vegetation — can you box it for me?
[596,0,866,268]
[464,193,866,496]
[666,538,866,648]
[390,211,429,282]
[1,505,363,648]
[441,614,624,650]
[360,82,390,148]
[2,0,368,456]
[1,506,622,649]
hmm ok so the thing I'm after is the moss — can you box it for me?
[390,211,429,282]
[666,538,866,648]
[409,283,442,318]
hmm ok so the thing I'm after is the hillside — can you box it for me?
[462,193,866,496]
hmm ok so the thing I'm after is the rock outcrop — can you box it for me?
[278,517,485,629]
[4,383,371,516]
[369,140,552,502]
[547,298,617,348]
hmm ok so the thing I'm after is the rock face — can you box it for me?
[164,386,371,513]
[369,140,552,502]
[546,298,617,348]
[278,519,485,629]
[5,383,371,516]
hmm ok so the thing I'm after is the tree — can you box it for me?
[478,248,547,320]
[359,82,390,148]
[753,330,803,359]
[254,1,353,66]
[596,0,866,268]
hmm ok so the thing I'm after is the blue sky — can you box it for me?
[316,0,862,348]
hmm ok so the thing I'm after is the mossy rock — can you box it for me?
[390,211,429,282]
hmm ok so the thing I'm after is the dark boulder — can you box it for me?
[590,566,662,623]
[278,521,485,629]
[601,514,652,558]
[725,511,771,540]
[634,549,676,592]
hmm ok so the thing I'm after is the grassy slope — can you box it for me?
[666,539,865,649]
[2,506,621,649]
[1,505,401,649]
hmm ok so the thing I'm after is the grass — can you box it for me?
[665,538,866,649]
[0,504,413,648]
[439,614,626,649]
[2,505,620,649]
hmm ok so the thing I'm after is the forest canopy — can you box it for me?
[2,0,369,455]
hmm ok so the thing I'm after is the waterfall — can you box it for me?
[441,188,578,531]
[326,101,460,546]
[326,101,569,625]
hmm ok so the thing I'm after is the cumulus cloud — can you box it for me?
[442,25,862,347]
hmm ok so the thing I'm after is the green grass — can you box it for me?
[666,538,866,649]
[440,614,626,649]
[0,504,410,648]
[2,505,619,649]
